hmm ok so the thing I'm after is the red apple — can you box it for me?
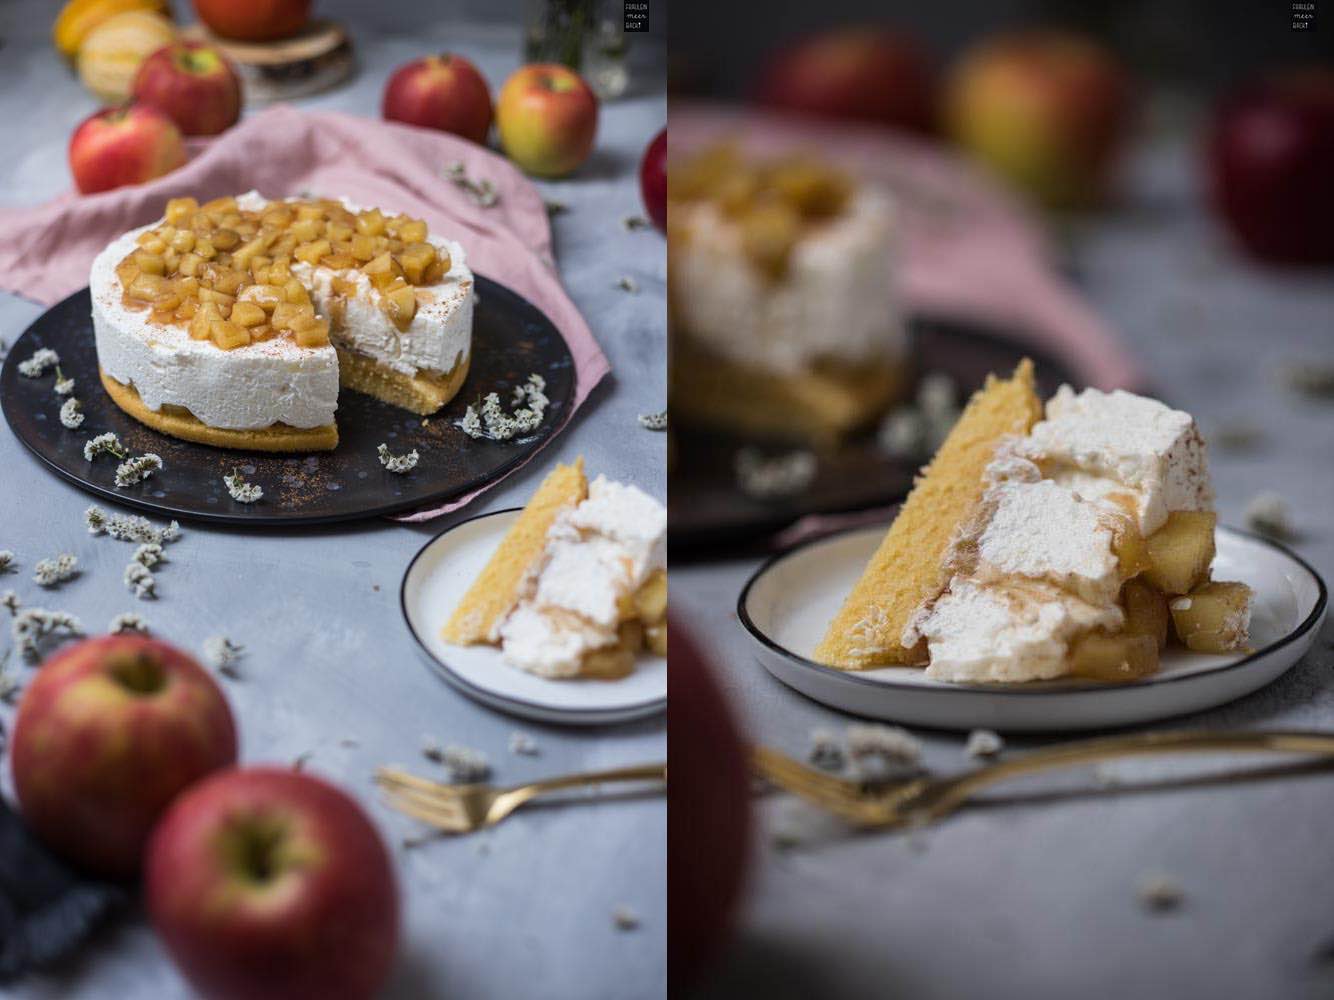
[133,40,242,137]
[68,103,186,195]
[1207,67,1334,264]
[192,0,310,42]
[945,30,1132,208]
[640,127,667,231]
[754,26,935,133]
[146,767,399,1000]
[668,619,751,990]
[10,635,236,878]
[496,63,598,178]
[382,53,493,146]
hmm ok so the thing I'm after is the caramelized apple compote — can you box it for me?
[115,196,449,352]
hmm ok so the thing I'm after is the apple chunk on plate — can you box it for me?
[1122,578,1170,649]
[1068,631,1160,682]
[1144,511,1217,594]
[1170,581,1254,653]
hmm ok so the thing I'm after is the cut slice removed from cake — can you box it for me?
[442,458,588,644]
[813,360,1043,670]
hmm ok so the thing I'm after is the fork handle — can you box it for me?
[522,762,667,797]
[922,729,1334,819]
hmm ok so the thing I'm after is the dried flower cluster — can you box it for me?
[637,411,668,431]
[33,554,77,588]
[0,551,14,574]
[18,348,59,378]
[84,432,127,462]
[735,448,816,499]
[376,444,419,474]
[444,161,499,207]
[878,371,961,460]
[423,740,491,783]
[124,561,156,599]
[132,543,164,568]
[108,612,149,634]
[53,368,76,396]
[508,732,540,756]
[202,635,244,678]
[224,469,264,503]
[964,729,1004,759]
[12,607,82,660]
[59,397,84,429]
[86,506,181,545]
[460,374,549,441]
[115,453,163,488]
[616,275,640,294]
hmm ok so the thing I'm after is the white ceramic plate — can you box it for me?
[401,508,667,726]
[739,525,1327,733]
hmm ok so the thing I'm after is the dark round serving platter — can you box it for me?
[669,317,1078,555]
[0,278,575,526]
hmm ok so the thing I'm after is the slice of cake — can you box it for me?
[814,360,1043,669]
[668,145,908,445]
[816,366,1253,683]
[444,460,667,680]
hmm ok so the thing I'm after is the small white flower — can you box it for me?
[86,506,179,545]
[84,433,127,462]
[33,553,77,588]
[108,612,149,634]
[132,543,164,568]
[444,161,500,207]
[0,551,14,574]
[59,397,84,429]
[1,590,20,614]
[807,727,845,772]
[637,411,667,431]
[458,374,550,442]
[735,448,816,499]
[115,454,163,488]
[53,368,76,396]
[1138,875,1184,912]
[846,724,924,784]
[1244,491,1294,541]
[422,740,490,783]
[612,906,641,931]
[124,561,156,599]
[508,732,540,756]
[964,729,1004,760]
[202,635,243,677]
[377,444,419,474]
[12,607,82,660]
[223,469,263,503]
[17,348,59,378]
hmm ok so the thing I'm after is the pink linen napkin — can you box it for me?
[0,105,611,522]
[672,103,1145,392]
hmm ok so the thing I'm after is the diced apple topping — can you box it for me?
[645,622,668,657]
[633,569,668,625]
[115,196,442,350]
[1068,631,1160,682]
[1121,579,1169,650]
[1144,511,1217,595]
[1169,581,1253,653]
[580,621,642,680]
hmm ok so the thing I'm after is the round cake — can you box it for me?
[90,191,474,452]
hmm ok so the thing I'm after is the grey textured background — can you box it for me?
[0,3,666,998]
[677,107,1334,1000]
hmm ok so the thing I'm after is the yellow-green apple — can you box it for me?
[69,103,186,195]
[132,40,242,137]
[10,635,236,878]
[146,767,399,1000]
[192,0,310,42]
[496,63,598,178]
[640,127,667,230]
[945,31,1131,208]
[382,53,493,146]
[754,27,936,133]
[1207,67,1334,263]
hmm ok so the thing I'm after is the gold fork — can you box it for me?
[753,730,1334,831]
[375,762,667,834]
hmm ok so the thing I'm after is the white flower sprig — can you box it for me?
[202,635,244,678]
[459,374,549,442]
[33,554,77,588]
[444,161,500,208]
[84,433,128,462]
[132,543,164,568]
[86,505,180,545]
[12,607,82,660]
[115,453,163,488]
[223,469,264,503]
[109,612,149,635]
[17,348,59,378]
[53,368,75,396]
[59,398,84,429]
[376,443,419,474]
[734,448,817,499]
[0,649,19,704]
[124,561,155,599]
[637,411,667,431]
[1,590,19,614]
[0,551,14,574]
[422,740,491,783]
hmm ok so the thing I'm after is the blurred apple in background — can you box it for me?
[77,8,177,102]
[640,127,667,230]
[68,103,186,195]
[496,63,598,178]
[10,635,236,878]
[382,53,493,146]
[669,619,751,990]
[1207,68,1334,264]
[193,0,311,42]
[945,30,1131,209]
[147,767,399,1000]
[754,26,936,133]
[133,40,242,136]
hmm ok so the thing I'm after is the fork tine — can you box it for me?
[375,768,466,794]
[380,787,471,833]
[751,747,863,810]
[378,779,467,809]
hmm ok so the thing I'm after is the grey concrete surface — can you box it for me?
[0,6,666,999]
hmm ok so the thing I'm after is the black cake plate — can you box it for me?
[0,278,575,526]
[669,317,1078,555]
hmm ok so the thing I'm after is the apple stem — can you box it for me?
[109,653,165,695]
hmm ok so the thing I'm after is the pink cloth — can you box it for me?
[0,105,610,521]
[673,104,1145,392]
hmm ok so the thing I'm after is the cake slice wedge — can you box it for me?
[443,458,588,645]
[813,360,1043,669]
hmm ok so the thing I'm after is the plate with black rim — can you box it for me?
[739,523,1327,733]
[401,508,667,726]
[0,279,576,526]
[669,317,1080,557]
